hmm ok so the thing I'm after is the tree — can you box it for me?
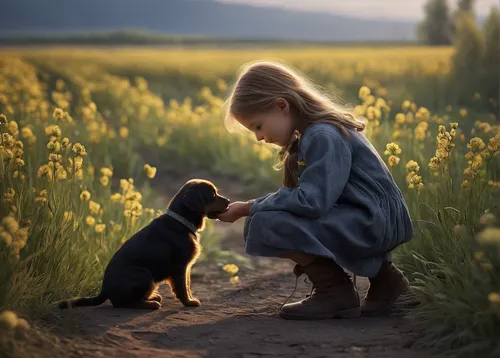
[451,12,485,101]
[482,7,500,121]
[418,0,453,45]
[457,0,475,13]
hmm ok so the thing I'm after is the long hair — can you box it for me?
[224,60,365,188]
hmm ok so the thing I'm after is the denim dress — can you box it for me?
[243,123,413,278]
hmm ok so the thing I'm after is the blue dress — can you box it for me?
[243,122,414,278]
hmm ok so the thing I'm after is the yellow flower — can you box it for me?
[80,190,91,201]
[100,167,113,177]
[467,137,485,151]
[222,264,239,275]
[56,166,67,180]
[95,224,106,233]
[358,86,371,99]
[144,164,157,179]
[0,113,7,126]
[2,216,19,234]
[53,108,64,120]
[401,100,411,112]
[489,292,500,304]
[477,228,500,244]
[384,142,401,156]
[72,143,87,156]
[0,231,13,247]
[4,188,15,203]
[459,108,468,117]
[119,127,129,139]
[387,155,400,167]
[230,276,240,284]
[86,216,96,227]
[395,113,405,125]
[44,125,61,138]
[100,176,109,187]
[0,311,18,330]
[405,160,420,173]
[63,211,73,222]
[110,193,122,202]
[89,200,101,215]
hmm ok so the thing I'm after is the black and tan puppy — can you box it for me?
[58,179,230,310]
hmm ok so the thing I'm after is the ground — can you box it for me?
[25,175,439,358]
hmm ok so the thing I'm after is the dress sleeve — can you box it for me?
[249,128,352,218]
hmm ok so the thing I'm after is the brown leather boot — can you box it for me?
[279,257,360,320]
[361,261,409,317]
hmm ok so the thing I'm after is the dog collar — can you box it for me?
[165,210,198,235]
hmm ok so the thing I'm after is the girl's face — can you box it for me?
[235,99,296,147]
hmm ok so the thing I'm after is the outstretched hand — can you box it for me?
[216,201,253,223]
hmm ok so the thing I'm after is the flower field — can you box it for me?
[0,46,499,355]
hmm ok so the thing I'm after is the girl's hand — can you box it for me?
[216,201,253,223]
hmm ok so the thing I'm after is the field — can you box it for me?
[0,46,499,357]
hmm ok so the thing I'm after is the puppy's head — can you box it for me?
[178,179,230,218]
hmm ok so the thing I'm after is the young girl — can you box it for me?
[217,60,414,320]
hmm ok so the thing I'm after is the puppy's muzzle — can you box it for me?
[207,196,231,219]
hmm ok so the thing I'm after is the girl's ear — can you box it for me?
[275,98,290,115]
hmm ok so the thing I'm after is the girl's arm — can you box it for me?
[250,128,352,218]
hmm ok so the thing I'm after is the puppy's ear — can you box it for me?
[182,192,205,213]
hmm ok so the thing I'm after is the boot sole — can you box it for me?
[279,307,361,320]
[361,276,410,317]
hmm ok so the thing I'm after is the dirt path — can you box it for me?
[52,221,436,358]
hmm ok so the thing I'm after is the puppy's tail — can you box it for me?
[58,291,107,309]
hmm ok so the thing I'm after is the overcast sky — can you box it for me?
[217,0,498,21]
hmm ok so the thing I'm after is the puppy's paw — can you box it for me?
[183,298,201,307]
[149,293,162,303]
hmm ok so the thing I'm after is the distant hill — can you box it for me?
[0,0,418,42]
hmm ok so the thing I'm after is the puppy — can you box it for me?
[58,179,230,310]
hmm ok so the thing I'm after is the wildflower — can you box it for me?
[72,143,87,156]
[405,160,420,173]
[387,155,400,167]
[53,108,64,120]
[89,201,101,215]
[222,264,239,275]
[2,216,19,234]
[86,216,96,227]
[0,113,7,126]
[144,164,157,179]
[384,143,401,156]
[474,251,484,260]
[100,176,109,186]
[95,224,106,233]
[408,174,424,192]
[477,228,500,244]
[100,167,113,177]
[467,137,486,152]
[230,276,240,284]
[401,100,411,112]
[0,311,18,330]
[80,190,91,201]
[47,140,61,153]
[44,125,61,138]
[459,108,468,117]
[395,113,406,125]
[0,231,13,247]
[358,86,371,100]
[489,292,500,304]
[110,193,122,202]
[119,127,129,139]
[4,188,15,203]
[56,166,67,180]
[415,107,430,121]
[61,137,70,148]
[63,211,73,222]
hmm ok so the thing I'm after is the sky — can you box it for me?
[217,0,499,21]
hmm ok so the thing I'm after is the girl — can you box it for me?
[217,60,413,320]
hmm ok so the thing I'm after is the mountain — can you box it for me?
[0,0,418,42]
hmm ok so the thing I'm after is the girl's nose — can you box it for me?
[255,134,264,142]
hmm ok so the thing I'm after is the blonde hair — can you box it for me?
[224,60,365,188]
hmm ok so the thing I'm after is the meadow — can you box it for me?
[0,46,499,356]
